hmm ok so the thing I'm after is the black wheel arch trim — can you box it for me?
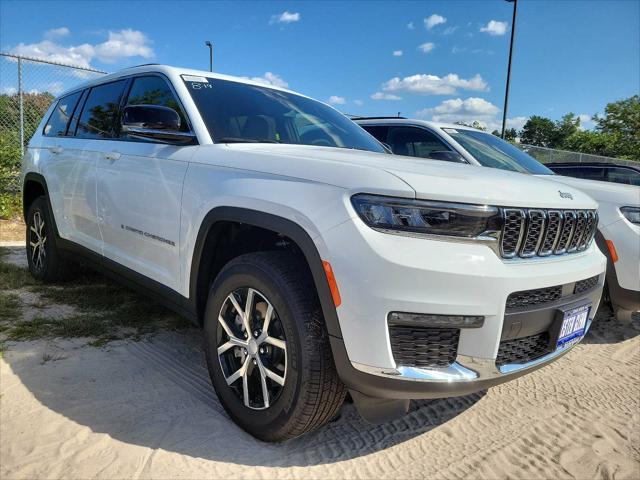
[595,230,640,312]
[188,206,344,339]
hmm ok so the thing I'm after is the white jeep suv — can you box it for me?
[22,66,605,441]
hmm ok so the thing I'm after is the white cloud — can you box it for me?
[1,86,17,95]
[452,46,466,54]
[407,21,415,30]
[424,14,446,30]
[442,26,459,35]
[417,98,527,132]
[93,29,153,64]
[9,28,154,68]
[353,99,364,106]
[44,27,70,40]
[418,42,435,53]
[371,92,402,101]
[392,50,403,56]
[382,73,488,95]
[328,95,346,105]
[246,72,289,88]
[417,97,500,121]
[480,20,508,36]
[10,40,95,68]
[578,114,595,130]
[270,11,301,24]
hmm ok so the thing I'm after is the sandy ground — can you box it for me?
[1,246,639,479]
[0,219,25,242]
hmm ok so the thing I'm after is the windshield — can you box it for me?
[443,128,554,175]
[183,76,385,153]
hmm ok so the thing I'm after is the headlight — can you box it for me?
[620,206,640,225]
[351,194,502,238]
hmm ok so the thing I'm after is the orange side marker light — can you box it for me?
[322,260,342,307]
[606,239,619,263]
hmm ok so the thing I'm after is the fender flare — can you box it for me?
[189,206,343,339]
[22,172,61,238]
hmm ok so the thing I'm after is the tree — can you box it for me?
[519,116,557,147]
[593,95,640,160]
[503,128,518,142]
[553,113,580,147]
[562,130,618,157]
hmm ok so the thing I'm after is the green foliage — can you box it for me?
[519,96,639,161]
[593,95,640,160]
[520,116,557,147]
[0,92,55,218]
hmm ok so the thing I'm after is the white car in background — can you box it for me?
[356,118,640,320]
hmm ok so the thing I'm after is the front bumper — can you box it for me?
[322,217,606,400]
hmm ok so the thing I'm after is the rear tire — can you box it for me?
[25,196,74,282]
[203,251,346,441]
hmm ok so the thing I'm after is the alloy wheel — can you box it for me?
[217,287,287,410]
[29,211,47,271]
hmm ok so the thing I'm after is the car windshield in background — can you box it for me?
[183,76,386,153]
[444,128,554,175]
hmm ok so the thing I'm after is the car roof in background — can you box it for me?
[548,162,640,171]
[353,117,482,131]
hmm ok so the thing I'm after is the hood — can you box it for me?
[542,175,640,207]
[196,143,598,209]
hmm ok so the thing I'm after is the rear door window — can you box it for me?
[43,91,82,137]
[386,126,451,158]
[360,125,390,143]
[76,80,127,139]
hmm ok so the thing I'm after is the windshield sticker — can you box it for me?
[443,128,459,134]
[182,75,209,83]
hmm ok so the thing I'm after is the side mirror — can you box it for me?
[427,150,467,163]
[121,104,196,144]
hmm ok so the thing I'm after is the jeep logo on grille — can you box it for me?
[558,190,573,200]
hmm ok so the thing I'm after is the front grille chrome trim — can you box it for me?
[498,208,596,260]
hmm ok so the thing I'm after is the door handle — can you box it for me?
[104,151,121,161]
[50,146,63,154]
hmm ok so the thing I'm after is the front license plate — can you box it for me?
[557,304,590,348]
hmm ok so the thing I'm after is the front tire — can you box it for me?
[203,251,346,441]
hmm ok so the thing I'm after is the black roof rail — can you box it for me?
[122,63,162,69]
[349,115,407,120]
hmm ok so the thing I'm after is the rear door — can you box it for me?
[38,89,99,249]
[71,79,129,254]
[96,74,196,291]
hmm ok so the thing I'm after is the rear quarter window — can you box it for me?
[43,91,82,137]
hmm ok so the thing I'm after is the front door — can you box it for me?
[96,75,197,292]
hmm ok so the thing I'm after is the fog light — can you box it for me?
[388,312,485,328]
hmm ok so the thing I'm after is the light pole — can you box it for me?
[205,41,213,72]
[501,0,517,139]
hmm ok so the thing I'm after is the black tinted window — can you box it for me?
[605,167,640,186]
[76,80,127,139]
[554,166,605,182]
[123,76,189,135]
[361,125,390,143]
[43,91,82,137]
[387,126,450,158]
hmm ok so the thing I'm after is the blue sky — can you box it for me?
[1,0,638,131]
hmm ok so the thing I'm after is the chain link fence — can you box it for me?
[516,144,638,168]
[0,53,107,217]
